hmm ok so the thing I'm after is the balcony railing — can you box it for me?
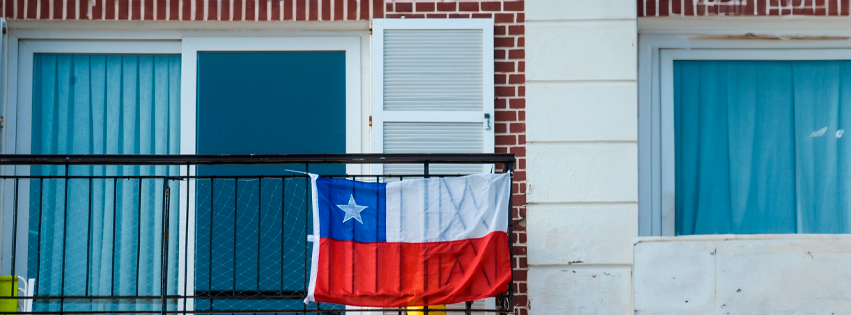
[0,154,515,315]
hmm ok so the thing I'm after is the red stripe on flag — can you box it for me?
[315,232,511,307]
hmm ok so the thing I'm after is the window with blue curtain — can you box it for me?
[27,54,181,312]
[675,60,851,235]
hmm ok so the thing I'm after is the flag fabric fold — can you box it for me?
[305,173,512,307]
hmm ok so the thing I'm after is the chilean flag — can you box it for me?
[305,173,512,307]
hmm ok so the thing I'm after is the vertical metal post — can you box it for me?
[85,178,93,296]
[183,163,191,314]
[10,179,19,289]
[374,175,380,294]
[504,161,515,315]
[256,177,263,296]
[111,178,118,297]
[233,178,238,297]
[208,175,215,312]
[35,179,44,296]
[303,164,309,315]
[137,179,143,296]
[397,176,403,301]
[161,181,171,315]
[255,176,263,315]
[280,177,286,295]
[60,164,69,315]
[423,163,429,312]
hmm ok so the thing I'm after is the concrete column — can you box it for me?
[525,0,637,313]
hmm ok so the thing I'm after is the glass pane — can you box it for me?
[27,54,181,312]
[675,60,851,235]
[195,51,345,313]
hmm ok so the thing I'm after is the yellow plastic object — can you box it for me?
[0,276,18,313]
[407,305,446,315]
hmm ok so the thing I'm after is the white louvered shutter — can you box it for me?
[372,19,495,175]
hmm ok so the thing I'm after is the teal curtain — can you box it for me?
[675,60,851,235]
[27,54,181,312]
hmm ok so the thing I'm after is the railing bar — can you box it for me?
[6,295,305,300]
[350,174,356,295]
[506,161,515,315]
[11,178,19,295]
[111,178,118,297]
[398,176,403,295]
[375,175,380,294]
[303,163,308,315]
[209,176,215,312]
[277,176,285,315]
[35,178,44,296]
[233,178,238,298]
[0,174,480,180]
[0,308,511,315]
[161,179,170,315]
[281,177,290,293]
[398,168,402,315]
[183,164,192,313]
[423,164,428,309]
[137,178,143,296]
[0,153,517,166]
[256,177,262,297]
[85,178,93,297]
[60,164,69,315]
[254,176,262,315]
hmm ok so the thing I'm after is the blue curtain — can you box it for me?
[27,54,181,312]
[675,60,851,235]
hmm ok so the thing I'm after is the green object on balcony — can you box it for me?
[0,276,18,313]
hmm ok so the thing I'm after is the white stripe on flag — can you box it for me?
[385,173,510,243]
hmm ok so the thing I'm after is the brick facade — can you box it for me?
[382,4,527,313]
[385,0,528,315]
[639,0,851,16]
[0,0,528,314]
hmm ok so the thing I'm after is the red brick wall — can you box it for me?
[640,0,851,16]
[384,3,527,314]
[0,0,528,314]
[0,0,385,20]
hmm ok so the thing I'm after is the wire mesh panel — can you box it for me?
[192,176,345,314]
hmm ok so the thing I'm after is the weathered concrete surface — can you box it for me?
[635,235,851,315]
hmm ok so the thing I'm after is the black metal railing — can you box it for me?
[0,154,515,315]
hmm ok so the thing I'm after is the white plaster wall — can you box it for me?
[525,0,638,314]
[635,235,851,315]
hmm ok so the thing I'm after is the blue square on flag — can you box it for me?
[315,177,387,242]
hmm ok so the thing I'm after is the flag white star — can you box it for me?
[336,194,368,224]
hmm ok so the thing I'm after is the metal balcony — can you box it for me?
[0,154,515,315]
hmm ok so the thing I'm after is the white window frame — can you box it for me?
[371,18,495,174]
[639,32,851,236]
[1,23,369,312]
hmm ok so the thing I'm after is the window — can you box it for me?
[3,19,494,313]
[640,41,851,236]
